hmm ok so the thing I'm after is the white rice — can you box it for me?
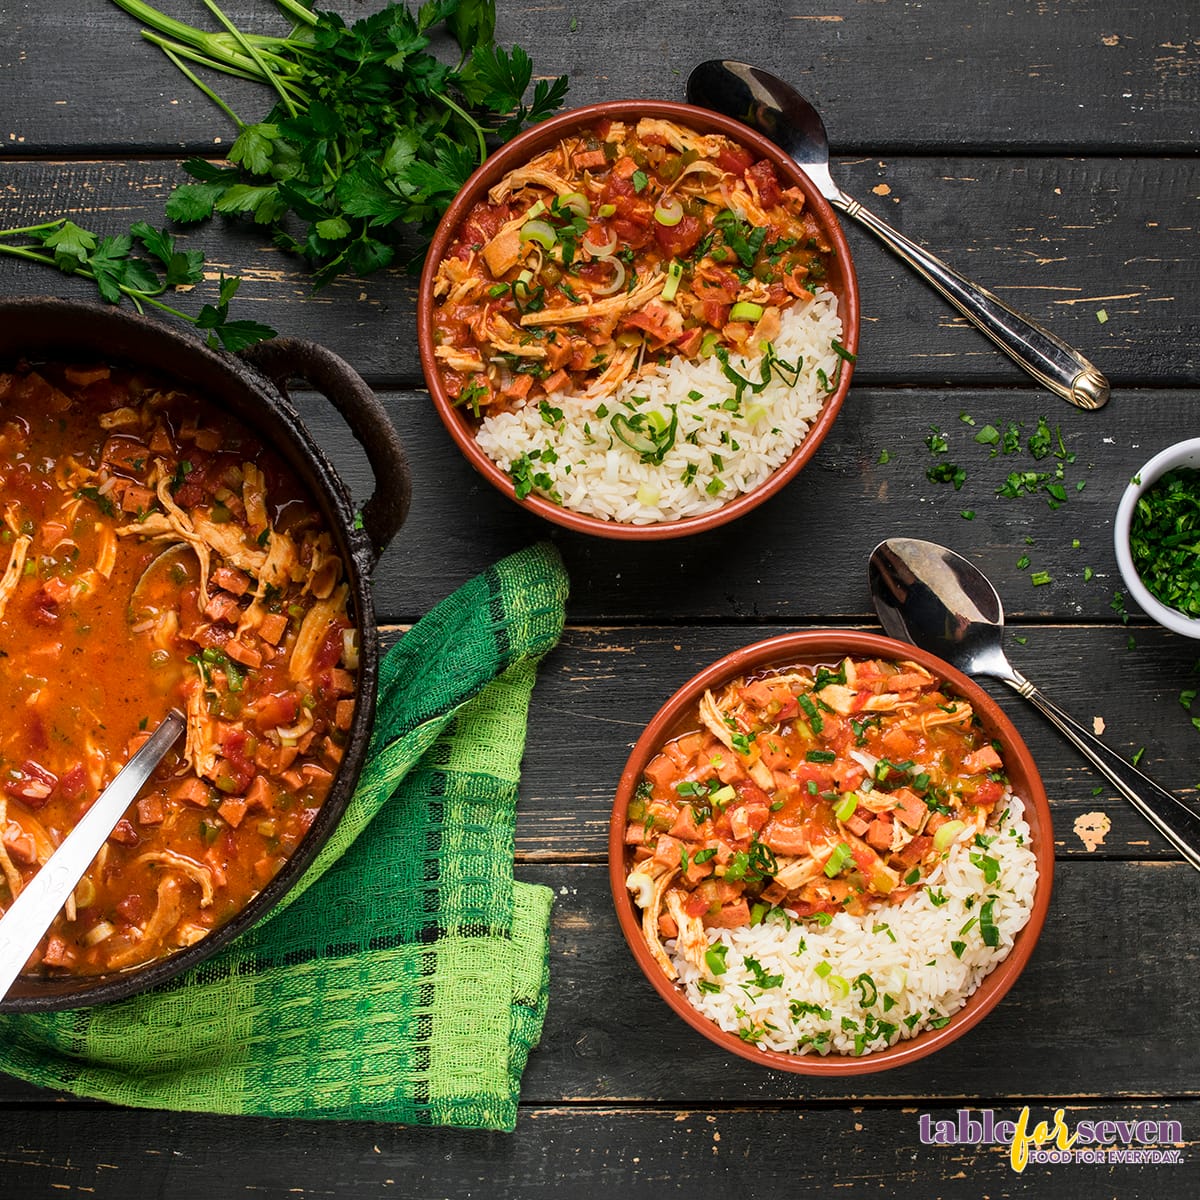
[474,289,844,524]
[672,794,1038,1057]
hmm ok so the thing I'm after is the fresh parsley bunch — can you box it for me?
[114,0,569,286]
[0,218,276,350]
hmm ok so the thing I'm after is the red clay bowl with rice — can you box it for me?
[417,100,859,540]
[608,630,1053,1073]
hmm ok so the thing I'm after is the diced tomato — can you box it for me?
[733,778,771,807]
[974,778,1005,807]
[252,690,300,731]
[745,159,782,207]
[715,145,755,177]
[58,763,87,802]
[27,587,61,627]
[653,213,704,257]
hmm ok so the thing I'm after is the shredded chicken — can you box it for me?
[0,533,31,621]
[289,583,348,683]
[105,875,184,968]
[134,850,215,908]
[664,889,708,974]
[627,862,680,981]
[518,274,666,328]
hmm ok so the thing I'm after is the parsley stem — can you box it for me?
[435,91,488,167]
[155,41,248,128]
[201,0,299,119]
[273,0,319,27]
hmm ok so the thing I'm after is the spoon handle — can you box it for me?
[834,195,1109,410]
[0,709,186,998]
[1002,673,1200,871]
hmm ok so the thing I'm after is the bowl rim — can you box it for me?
[1113,437,1200,639]
[607,629,1054,1074]
[417,98,861,540]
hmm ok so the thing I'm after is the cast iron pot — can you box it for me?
[0,298,411,1011]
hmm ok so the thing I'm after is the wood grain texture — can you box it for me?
[0,155,1191,385]
[270,382,1199,625]
[508,626,1200,864]
[0,860,1196,1106]
[0,1100,1196,1198]
[1,0,1199,1191]
[2,0,1198,153]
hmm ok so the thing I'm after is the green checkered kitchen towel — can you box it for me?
[0,541,568,1131]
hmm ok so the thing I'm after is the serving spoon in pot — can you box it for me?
[686,59,1110,411]
[867,537,1200,872]
[0,709,187,999]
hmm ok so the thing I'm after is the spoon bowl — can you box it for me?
[868,536,1200,873]
[686,60,1109,410]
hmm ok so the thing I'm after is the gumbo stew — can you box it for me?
[0,362,357,977]
[624,657,1011,981]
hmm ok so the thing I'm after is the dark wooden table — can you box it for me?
[2,1,1199,1195]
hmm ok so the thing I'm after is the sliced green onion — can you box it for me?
[705,942,729,975]
[729,300,764,322]
[932,819,966,852]
[654,195,683,226]
[980,898,1000,947]
[598,202,616,218]
[582,227,618,257]
[558,191,590,217]
[662,259,684,302]
[519,218,557,249]
[833,793,859,822]
[823,842,853,878]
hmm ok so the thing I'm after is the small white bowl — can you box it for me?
[1114,437,1200,638]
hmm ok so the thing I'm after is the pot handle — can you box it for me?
[240,338,411,567]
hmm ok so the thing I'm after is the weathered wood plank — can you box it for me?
[0,155,1189,384]
[510,625,1200,863]
[266,382,1196,625]
[0,861,1197,1105]
[2,0,1197,153]
[0,1101,1195,1198]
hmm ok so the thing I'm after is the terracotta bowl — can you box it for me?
[417,100,860,540]
[608,630,1054,1074]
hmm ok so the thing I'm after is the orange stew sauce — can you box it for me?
[0,363,357,977]
[432,116,835,413]
[625,658,1009,956]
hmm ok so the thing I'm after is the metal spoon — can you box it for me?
[867,536,1200,871]
[686,59,1110,411]
[0,709,187,998]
